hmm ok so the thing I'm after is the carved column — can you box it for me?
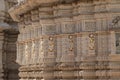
[0,32,4,80]
[0,0,9,79]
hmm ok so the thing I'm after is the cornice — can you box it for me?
[9,0,59,22]
[9,0,120,22]
[9,0,78,22]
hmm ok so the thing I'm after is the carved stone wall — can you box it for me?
[9,0,120,80]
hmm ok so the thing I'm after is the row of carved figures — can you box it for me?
[16,31,116,65]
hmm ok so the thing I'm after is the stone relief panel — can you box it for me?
[96,19,107,31]
[31,41,35,64]
[55,22,61,34]
[31,9,39,21]
[61,35,76,64]
[96,19,102,31]
[24,13,31,25]
[76,21,82,32]
[96,32,110,56]
[88,33,96,54]
[56,35,62,63]
[76,34,82,61]
[68,35,76,57]
[18,21,25,34]
[19,43,24,65]
[47,36,56,58]
[82,20,96,32]
[27,42,32,65]
[41,36,56,66]
[77,2,94,14]
[24,42,29,65]
[38,38,44,64]
[116,33,120,54]
[42,24,56,35]
[110,16,120,29]
[34,40,39,64]
[61,22,75,34]
[110,31,116,54]
[108,1,120,12]
[102,19,108,30]
[56,4,73,17]
[94,1,107,13]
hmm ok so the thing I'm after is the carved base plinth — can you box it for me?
[18,55,120,80]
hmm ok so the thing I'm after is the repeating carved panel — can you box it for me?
[61,35,76,63]
[61,22,75,34]
[42,24,56,35]
[83,20,96,32]
[76,21,82,32]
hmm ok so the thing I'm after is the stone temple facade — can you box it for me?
[0,0,19,80]
[9,0,120,80]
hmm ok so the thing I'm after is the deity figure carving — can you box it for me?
[68,35,74,54]
[89,33,95,50]
[48,37,54,53]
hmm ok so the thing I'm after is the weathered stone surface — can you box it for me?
[9,0,120,80]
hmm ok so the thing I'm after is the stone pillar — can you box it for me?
[0,23,12,80]
[0,32,4,80]
[3,30,19,80]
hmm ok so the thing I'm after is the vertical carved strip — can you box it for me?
[110,31,116,54]
[88,33,96,54]
[56,35,62,65]
[76,34,82,66]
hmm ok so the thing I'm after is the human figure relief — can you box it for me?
[68,35,74,54]
[49,37,54,52]
[31,41,35,64]
[89,33,95,50]
[48,37,55,57]
[27,42,31,64]
[34,40,39,64]
[25,43,28,65]
[38,38,44,64]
